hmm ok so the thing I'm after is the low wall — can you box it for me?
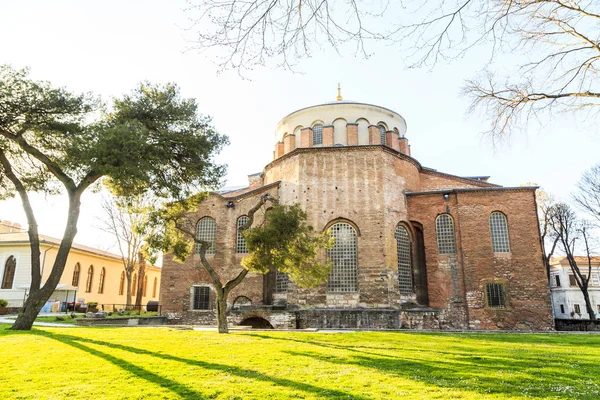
[76,316,168,326]
[555,319,600,332]
[167,307,296,329]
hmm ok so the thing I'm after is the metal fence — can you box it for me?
[64,302,162,316]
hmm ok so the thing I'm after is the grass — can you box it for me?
[0,327,599,399]
[33,315,78,324]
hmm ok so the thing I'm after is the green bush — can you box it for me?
[0,299,8,307]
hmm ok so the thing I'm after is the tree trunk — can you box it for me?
[125,273,132,309]
[215,291,229,333]
[135,263,145,311]
[582,289,596,321]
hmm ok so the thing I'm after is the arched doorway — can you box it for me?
[239,317,274,329]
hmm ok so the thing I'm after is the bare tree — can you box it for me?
[548,203,596,320]
[188,0,600,137]
[574,163,600,226]
[537,189,559,283]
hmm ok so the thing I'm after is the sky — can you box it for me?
[1,1,598,257]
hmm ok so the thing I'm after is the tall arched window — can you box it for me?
[1,256,16,289]
[378,125,386,145]
[312,124,323,146]
[152,277,158,298]
[236,216,249,254]
[395,224,413,293]
[436,214,456,254]
[98,267,106,294]
[71,263,81,287]
[132,273,138,296]
[327,222,358,292]
[143,275,148,297]
[85,265,94,293]
[119,271,125,295]
[490,212,511,253]
[196,217,217,255]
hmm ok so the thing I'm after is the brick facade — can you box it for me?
[161,102,553,331]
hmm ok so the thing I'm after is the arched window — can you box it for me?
[236,216,249,254]
[490,212,511,253]
[119,271,125,295]
[143,275,148,297]
[395,224,413,293]
[71,263,81,287]
[196,217,217,255]
[98,267,105,294]
[85,265,94,293]
[132,273,138,296]
[378,125,386,145]
[313,124,323,146]
[436,214,456,254]
[1,256,16,289]
[327,222,358,292]
[152,277,158,298]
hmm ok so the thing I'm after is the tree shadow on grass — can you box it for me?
[29,330,366,400]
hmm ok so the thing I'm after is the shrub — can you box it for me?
[0,299,8,307]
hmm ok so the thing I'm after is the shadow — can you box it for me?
[30,330,367,400]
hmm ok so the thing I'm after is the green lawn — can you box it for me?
[0,327,598,399]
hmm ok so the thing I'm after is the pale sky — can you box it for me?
[1,1,598,257]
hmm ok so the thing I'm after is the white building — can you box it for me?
[549,257,600,319]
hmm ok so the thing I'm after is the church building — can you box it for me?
[161,91,554,331]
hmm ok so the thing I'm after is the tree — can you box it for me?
[537,188,560,283]
[150,193,332,333]
[99,193,157,309]
[574,163,600,226]
[547,202,596,320]
[0,65,228,330]
[189,0,600,137]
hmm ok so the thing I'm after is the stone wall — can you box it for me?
[555,319,600,331]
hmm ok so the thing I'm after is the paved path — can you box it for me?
[0,316,77,327]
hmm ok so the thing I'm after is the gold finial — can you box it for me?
[336,83,343,101]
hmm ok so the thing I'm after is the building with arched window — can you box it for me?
[0,221,162,311]
[161,95,552,331]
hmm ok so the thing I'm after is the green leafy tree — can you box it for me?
[150,194,332,333]
[0,65,227,330]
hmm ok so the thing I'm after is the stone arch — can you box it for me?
[355,118,370,145]
[232,296,252,309]
[239,316,274,329]
[332,118,347,145]
[323,217,361,237]
[311,119,325,128]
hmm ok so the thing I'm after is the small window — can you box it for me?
[193,286,210,310]
[379,125,386,145]
[489,212,510,253]
[313,124,323,146]
[597,304,600,313]
[560,304,565,314]
[119,271,125,295]
[236,216,249,254]
[1,256,16,290]
[72,263,81,287]
[569,274,586,287]
[85,265,94,293]
[554,275,561,287]
[574,304,581,314]
[196,217,217,255]
[152,277,158,298]
[98,267,106,294]
[436,214,456,254]
[275,270,289,293]
[486,283,506,308]
[591,273,599,286]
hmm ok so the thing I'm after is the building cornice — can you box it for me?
[217,181,281,200]
[406,186,538,196]
[421,168,499,188]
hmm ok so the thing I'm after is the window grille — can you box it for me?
[327,222,358,292]
[119,271,125,295]
[1,256,16,289]
[193,286,210,310]
[152,277,158,298]
[98,267,105,294]
[236,216,249,254]
[485,283,506,308]
[196,217,217,255]
[395,225,413,293]
[276,270,289,293]
[72,263,81,287]
[379,125,386,145]
[489,212,510,252]
[436,214,456,254]
[574,304,581,314]
[85,266,94,293]
[313,124,323,145]
[554,275,561,287]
